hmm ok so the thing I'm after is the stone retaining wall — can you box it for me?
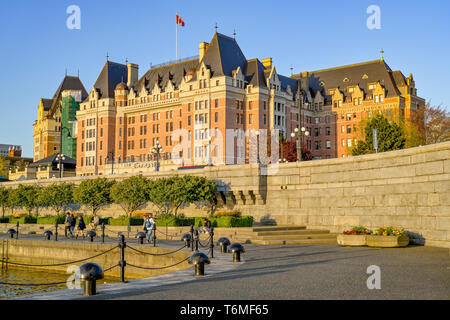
[0,238,191,279]
[3,141,450,248]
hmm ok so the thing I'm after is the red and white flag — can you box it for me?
[176,14,185,27]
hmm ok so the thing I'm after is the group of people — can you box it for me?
[63,212,211,243]
[64,212,100,238]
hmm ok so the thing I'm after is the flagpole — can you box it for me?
[176,13,178,61]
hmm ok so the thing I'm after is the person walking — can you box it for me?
[145,213,156,244]
[64,212,71,237]
[76,215,86,239]
[70,213,76,237]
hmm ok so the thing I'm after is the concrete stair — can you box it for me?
[211,226,338,245]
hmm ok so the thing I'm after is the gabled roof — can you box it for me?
[41,98,53,111]
[278,74,298,94]
[245,59,267,88]
[85,61,128,102]
[49,76,88,115]
[293,59,401,99]
[134,58,198,93]
[201,33,247,77]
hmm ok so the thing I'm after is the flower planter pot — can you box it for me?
[337,234,367,246]
[366,235,410,248]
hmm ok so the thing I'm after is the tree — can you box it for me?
[111,175,149,217]
[9,184,42,216]
[147,176,217,217]
[38,183,74,216]
[352,114,406,156]
[0,156,7,178]
[0,186,10,218]
[422,102,449,144]
[73,178,115,216]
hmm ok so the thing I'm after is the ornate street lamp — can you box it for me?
[291,127,309,162]
[255,130,260,164]
[151,140,163,172]
[207,136,213,166]
[55,153,66,178]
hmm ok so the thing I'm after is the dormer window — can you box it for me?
[343,77,350,83]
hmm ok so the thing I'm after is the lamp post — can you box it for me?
[55,153,66,178]
[151,140,163,172]
[207,136,212,166]
[291,127,309,162]
[255,130,260,164]
[105,151,115,175]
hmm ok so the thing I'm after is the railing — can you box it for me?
[0,222,216,290]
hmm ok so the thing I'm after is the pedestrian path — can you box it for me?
[15,253,241,300]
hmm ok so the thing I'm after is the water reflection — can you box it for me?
[0,268,118,298]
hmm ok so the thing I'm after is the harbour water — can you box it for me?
[0,268,119,298]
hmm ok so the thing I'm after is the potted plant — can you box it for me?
[337,226,370,246]
[366,227,409,248]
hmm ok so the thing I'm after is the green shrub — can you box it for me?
[156,215,195,226]
[36,215,65,225]
[194,216,253,228]
[108,216,144,226]
[0,217,10,223]
[9,216,37,224]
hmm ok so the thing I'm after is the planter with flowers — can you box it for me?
[366,227,409,248]
[337,226,371,246]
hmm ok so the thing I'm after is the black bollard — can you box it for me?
[79,262,104,296]
[152,224,157,247]
[189,252,210,276]
[101,223,105,243]
[210,227,215,259]
[119,235,127,283]
[55,222,58,241]
[16,222,19,239]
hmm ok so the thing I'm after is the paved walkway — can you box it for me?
[3,231,449,300]
[22,244,450,300]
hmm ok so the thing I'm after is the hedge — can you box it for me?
[195,216,253,228]
[0,217,9,223]
[156,216,195,227]
[36,215,66,225]
[108,217,144,226]
[9,216,37,224]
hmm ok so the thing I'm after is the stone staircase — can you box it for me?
[212,226,338,245]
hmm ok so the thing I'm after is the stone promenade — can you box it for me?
[11,238,450,300]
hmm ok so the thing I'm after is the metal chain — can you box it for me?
[0,280,68,286]
[5,245,118,267]
[126,256,190,270]
[127,244,187,256]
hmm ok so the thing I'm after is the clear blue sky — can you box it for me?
[0,0,449,157]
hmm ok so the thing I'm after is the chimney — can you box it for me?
[262,58,272,69]
[299,72,310,92]
[199,42,210,61]
[127,63,139,87]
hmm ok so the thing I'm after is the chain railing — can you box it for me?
[0,224,218,293]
